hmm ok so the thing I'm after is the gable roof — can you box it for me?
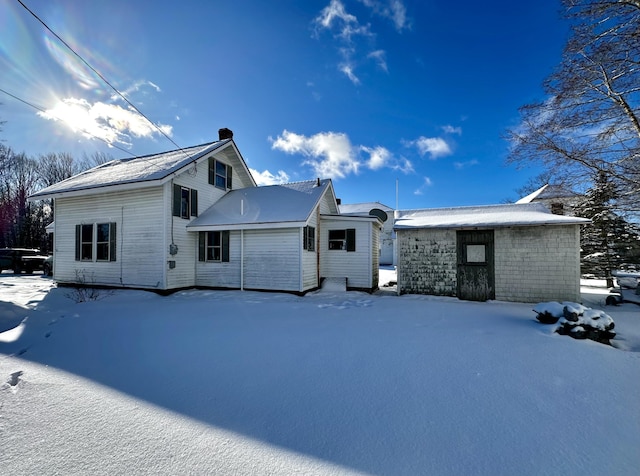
[29,139,255,200]
[516,184,579,204]
[187,179,336,231]
[394,203,590,230]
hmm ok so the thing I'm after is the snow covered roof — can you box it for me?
[29,140,235,200]
[187,179,335,230]
[516,184,579,204]
[338,201,393,214]
[394,203,590,230]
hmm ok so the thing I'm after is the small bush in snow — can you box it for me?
[65,270,107,303]
[533,302,616,345]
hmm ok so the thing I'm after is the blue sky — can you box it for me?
[0,0,569,208]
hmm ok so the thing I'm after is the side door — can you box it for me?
[456,230,495,301]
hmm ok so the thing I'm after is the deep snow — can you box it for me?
[1,271,639,475]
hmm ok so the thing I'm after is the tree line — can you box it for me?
[0,142,111,252]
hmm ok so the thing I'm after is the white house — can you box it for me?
[516,184,580,216]
[29,131,381,294]
[338,201,395,265]
[394,203,590,303]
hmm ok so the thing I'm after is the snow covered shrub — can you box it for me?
[533,302,616,345]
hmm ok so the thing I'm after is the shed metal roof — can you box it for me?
[394,203,590,229]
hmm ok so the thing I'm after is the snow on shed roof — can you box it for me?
[394,203,590,229]
[516,184,579,204]
[29,140,232,199]
[187,179,334,230]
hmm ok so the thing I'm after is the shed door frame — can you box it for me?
[456,230,495,301]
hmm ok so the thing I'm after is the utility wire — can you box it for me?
[15,0,191,158]
[0,86,138,158]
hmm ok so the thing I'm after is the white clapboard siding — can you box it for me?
[164,152,248,290]
[195,231,242,288]
[54,187,166,289]
[242,228,301,291]
[319,218,375,289]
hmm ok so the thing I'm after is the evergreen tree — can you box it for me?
[576,171,640,286]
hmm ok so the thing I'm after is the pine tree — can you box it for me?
[576,172,640,286]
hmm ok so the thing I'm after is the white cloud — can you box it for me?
[271,130,413,179]
[453,159,479,170]
[410,136,453,159]
[361,145,391,169]
[367,50,388,72]
[315,0,358,30]
[250,168,290,186]
[313,0,407,84]
[340,62,361,85]
[357,0,410,31]
[442,125,462,135]
[38,97,172,147]
[271,130,360,179]
[414,176,433,195]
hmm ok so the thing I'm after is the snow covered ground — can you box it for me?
[1,270,639,475]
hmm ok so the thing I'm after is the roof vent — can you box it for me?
[218,128,233,140]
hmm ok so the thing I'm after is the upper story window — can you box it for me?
[328,228,356,251]
[209,158,232,190]
[551,203,564,215]
[173,184,198,219]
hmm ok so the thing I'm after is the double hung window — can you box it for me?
[328,229,356,251]
[198,231,230,262]
[172,184,198,219]
[75,223,117,261]
[208,158,233,190]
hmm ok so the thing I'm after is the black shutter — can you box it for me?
[346,228,356,252]
[222,230,230,262]
[226,165,232,190]
[172,184,181,216]
[191,189,198,217]
[303,226,308,250]
[198,232,205,261]
[75,224,81,261]
[208,158,215,185]
[109,222,117,261]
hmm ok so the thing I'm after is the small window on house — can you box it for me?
[75,223,116,262]
[328,228,356,251]
[303,226,315,251]
[173,184,198,219]
[551,203,564,215]
[209,158,233,190]
[199,231,230,262]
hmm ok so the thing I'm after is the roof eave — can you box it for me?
[187,220,308,232]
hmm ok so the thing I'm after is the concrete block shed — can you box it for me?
[394,203,590,303]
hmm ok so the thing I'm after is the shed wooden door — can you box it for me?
[456,230,495,301]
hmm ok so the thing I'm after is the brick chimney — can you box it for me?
[218,128,233,140]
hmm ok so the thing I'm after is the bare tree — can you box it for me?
[38,152,79,187]
[506,0,640,215]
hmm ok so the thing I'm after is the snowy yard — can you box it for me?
[1,271,639,475]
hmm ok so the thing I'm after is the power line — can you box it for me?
[15,0,191,158]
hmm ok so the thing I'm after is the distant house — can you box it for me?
[516,184,580,216]
[338,201,395,265]
[29,131,381,293]
[394,203,590,303]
